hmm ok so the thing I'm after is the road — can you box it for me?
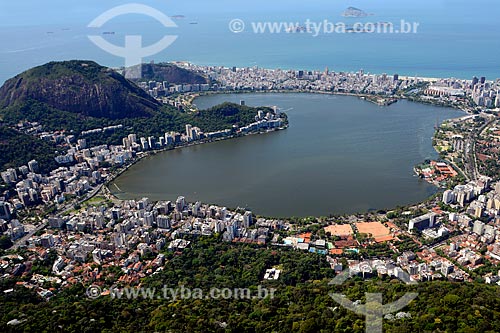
[462,115,494,181]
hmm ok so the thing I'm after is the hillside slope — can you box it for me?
[128,63,209,85]
[0,60,161,119]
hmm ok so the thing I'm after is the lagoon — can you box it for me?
[110,93,464,217]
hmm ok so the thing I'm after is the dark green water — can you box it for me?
[111,93,464,217]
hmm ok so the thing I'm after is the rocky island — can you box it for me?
[342,6,369,18]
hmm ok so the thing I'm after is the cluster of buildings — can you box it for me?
[407,177,498,238]
[400,249,466,282]
[339,241,489,284]
[2,174,500,297]
[340,252,462,282]
[136,63,500,113]
[1,158,102,211]
[416,161,458,186]
[1,64,500,296]
[240,109,284,133]
[422,76,500,109]
[470,76,500,108]
[149,63,500,116]
[263,268,281,280]
[433,112,498,189]
[174,62,417,96]
[0,193,279,292]
[137,80,210,99]
[2,149,110,211]
[401,180,500,283]
[442,177,495,215]
[0,107,285,249]
[0,186,294,296]
[328,250,466,283]
[283,233,332,254]
[124,114,284,154]
[173,62,499,112]
[272,177,500,285]
[408,213,438,233]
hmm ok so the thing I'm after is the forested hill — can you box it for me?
[127,63,209,85]
[0,60,161,120]
[0,101,269,174]
[0,60,276,173]
[0,61,265,138]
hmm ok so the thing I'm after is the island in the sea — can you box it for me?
[342,6,370,18]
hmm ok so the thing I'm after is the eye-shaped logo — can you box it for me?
[88,3,178,79]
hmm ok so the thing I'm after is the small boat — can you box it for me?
[102,31,115,35]
[285,25,310,33]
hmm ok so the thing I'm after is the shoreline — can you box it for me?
[174,60,488,82]
[106,125,288,200]
[103,90,468,218]
[188,88,473,113]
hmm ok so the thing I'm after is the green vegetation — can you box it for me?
[0,60,275,171]
[14,60,109,82]
[0,235,13,250]
[0,125,58,174]
[190,102,271,132]
[2,100,117,134]
[1,239,499,332]
[360,241,392,258]
[0,101,274,172]
[0,60,160,120]
[82,196,111,209]
[478,158,500,180]
[1,100,271,146]
[131,62,209,84]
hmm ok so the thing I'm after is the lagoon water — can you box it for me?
[110,93,464,217]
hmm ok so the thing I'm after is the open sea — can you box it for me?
[1,0,499,83]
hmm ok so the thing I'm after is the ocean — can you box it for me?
[0,0,499,84]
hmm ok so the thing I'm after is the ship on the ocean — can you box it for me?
[286,25,311,33]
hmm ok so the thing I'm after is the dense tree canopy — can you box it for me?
[1,239,499,332]
[0,126,58,174]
